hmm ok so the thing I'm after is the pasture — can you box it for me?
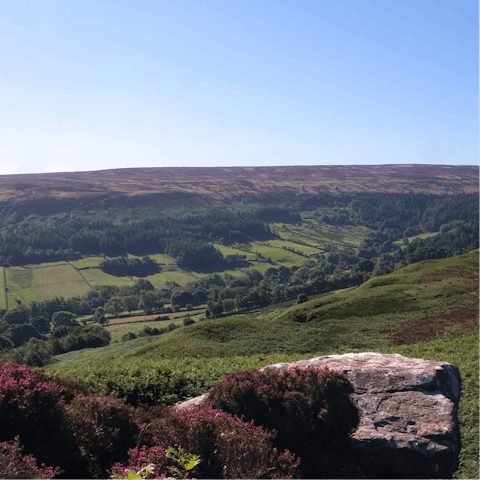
[4,263,91,304]
[269,218,372,249]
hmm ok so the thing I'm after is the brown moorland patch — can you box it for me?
[0,164,477,203]
[381,308,479,345]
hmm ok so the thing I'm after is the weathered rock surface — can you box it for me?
[176,352,461,479]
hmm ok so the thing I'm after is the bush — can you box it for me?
[7,338,54,367]
[0,362,77,474]
[122,332,137,342]
[183,318,195,327]
[0,436,59,479]
[64,395,139,478]
[136,404,300,479]
[207,367,360,478]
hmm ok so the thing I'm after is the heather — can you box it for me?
[206,367,360,478]
[0,360,358,479]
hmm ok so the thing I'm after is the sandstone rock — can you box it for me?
[176,352,461,478]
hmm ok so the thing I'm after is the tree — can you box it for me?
[139,291,157,314]
[222,298,235,314]
[3,308,29,325]
[122,295,139,314]
[30,316,50,335]
[51,311,78,329]
[170,290,195,308]
[5,324,43,348]
[296,293,308,304]
[93,306,107,325]
[105,297,123,317]
[134,279,155,293]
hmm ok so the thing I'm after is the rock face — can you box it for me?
[176,352,461,479]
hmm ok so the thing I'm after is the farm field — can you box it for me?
[264,239,323,256]
[393,231,440,247]
[4,263,91,305]
[0,268,7,310]
[215,244,258,261]
[106,313,203,343]
[71,256,106,269]
[77,267,135,288]
[269,219,372,249]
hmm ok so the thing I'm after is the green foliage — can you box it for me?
[110,447,201,480]
[51,311,78,328]
[100,256,160,277]
[2,308,30,325]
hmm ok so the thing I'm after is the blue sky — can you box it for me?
[0,0,478,174]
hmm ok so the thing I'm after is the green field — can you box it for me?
[265,239,323,255]
[106,314,201,342]
[79,267,135,287]
[71,256,106,269]
[393,231,440,247]
[0,267,7,310]
[269,218,373,249]
[5,263,91,305]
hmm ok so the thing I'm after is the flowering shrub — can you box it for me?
[64,394,139,478]
[0,436,60,479]
[207,366,360,478]
[134,404,300,479]
[0,362,74,471]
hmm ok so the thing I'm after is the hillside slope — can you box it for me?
[0,164,477,206]
[51,250,478,364]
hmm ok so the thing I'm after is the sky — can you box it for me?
[0,0,478,175]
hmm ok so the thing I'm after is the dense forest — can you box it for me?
[0,193,476,266]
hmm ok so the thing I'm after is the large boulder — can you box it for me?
[176,352,461,479]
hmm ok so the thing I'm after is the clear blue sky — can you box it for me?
[0,0,478,174]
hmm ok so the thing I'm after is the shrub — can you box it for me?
[207,367,360,478]
[136,404,300,479]
[7,338,54,367]
[183,318,195,327]
[64,394,139,478]
[0,362,77,473]
[0,436,60,479]
[291,310,308,323]
[122,332,137,342]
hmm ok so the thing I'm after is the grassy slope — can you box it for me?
[115,251,478,359]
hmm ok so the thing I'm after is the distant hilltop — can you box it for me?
[0,164,477,202]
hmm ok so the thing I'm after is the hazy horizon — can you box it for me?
[1,0,478,175]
